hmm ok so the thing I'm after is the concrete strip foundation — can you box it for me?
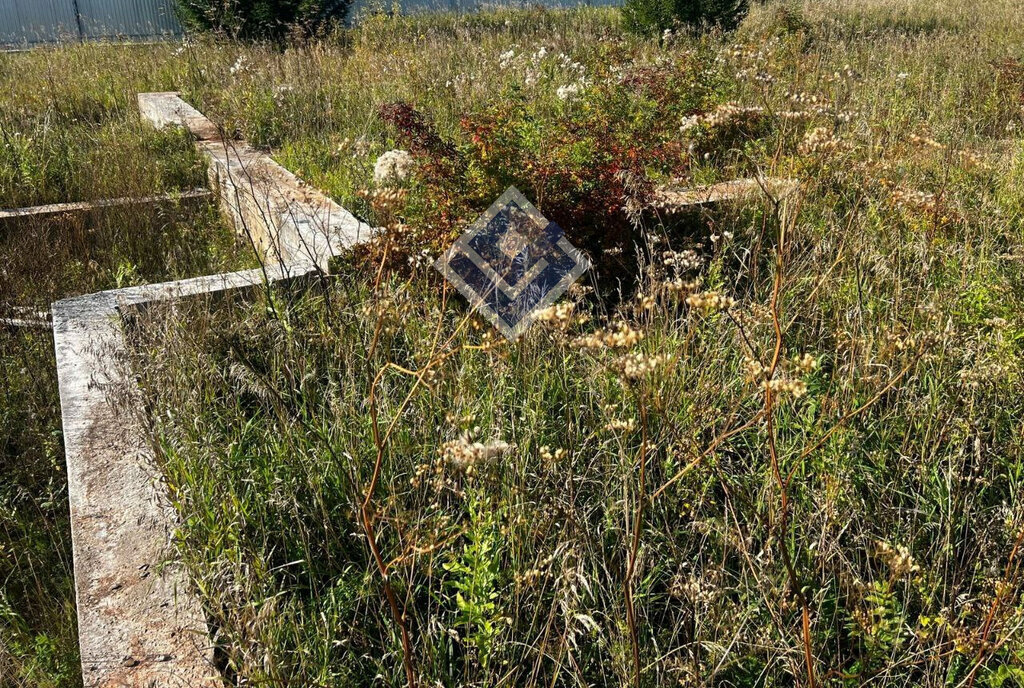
[56,93,370,688]
[653,177,799,212]
[138,92,369,266]
[0,189,211,227]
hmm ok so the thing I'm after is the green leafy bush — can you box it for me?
[621,0,748,37]
[174,0,351,40]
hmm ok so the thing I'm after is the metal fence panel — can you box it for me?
[0,0,181,45]
[77,0,181,39]
[0,0,79,45]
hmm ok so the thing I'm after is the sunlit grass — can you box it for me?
[4,0,1024,685]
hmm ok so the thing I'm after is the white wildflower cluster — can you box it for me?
[788,91,827,107]
[721,37,783,81]
[557,52,587,75]
[680,102,765,134]
[556,82,584,101]
[743,351,818,400]
[444,73,469,93]
[662,249,703,273]
[604,417,636,433]
[719,37,783,68]
[335,137,371,158]
[635,291,656,311]
[441,431,512,476]
[373,149,414,185]
[575,322,644,349]
[616,352,673,380]
[407,249,434,271]
[685,290,736,313]
[499,49,517,69]
[532,301,576,329]
[798,126,844,156]
[742,355,767,381]
[792,352,818,374]
[887,185,938,215]
[663,277,701,295]
[767,377,809,399]
[229,55,249,76]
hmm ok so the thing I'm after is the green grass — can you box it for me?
[129,2,1024,684]
[6,0,1024,685]
[0,205,252,687]
[0,47,255,686]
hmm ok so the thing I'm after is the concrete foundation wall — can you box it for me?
[55,95,370,687]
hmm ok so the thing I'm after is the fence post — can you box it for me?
[70,0,84,40]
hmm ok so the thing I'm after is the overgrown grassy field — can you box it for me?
[0,50,251,685]
[6,0,1024,685]
[131,0,1024,686]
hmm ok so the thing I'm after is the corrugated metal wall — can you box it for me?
[0,0,79,44]
[77,0,181,39]
[0,0,181,46]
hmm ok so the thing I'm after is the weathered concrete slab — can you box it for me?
[0,189,210,226]
[197,140,369,269]
[139,92,371,271]
[137,92,221,142]
[54,291,218,688]
[54,264,320,688]
[56,94,372,688]
[653,177,799,212]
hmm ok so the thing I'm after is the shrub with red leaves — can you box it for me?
[373,57,726,279]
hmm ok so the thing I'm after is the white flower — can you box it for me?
[556,83,583,101]
[499,50,516,68]
[680,115,700,132]
[230,56,248,76]
[533,46,548,61]
[373,149,414,185]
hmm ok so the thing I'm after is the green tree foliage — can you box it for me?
[621,0,748,36]
[174,0,351,40]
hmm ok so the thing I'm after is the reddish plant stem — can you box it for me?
[764,198,817,688]
[366,369,418,688]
